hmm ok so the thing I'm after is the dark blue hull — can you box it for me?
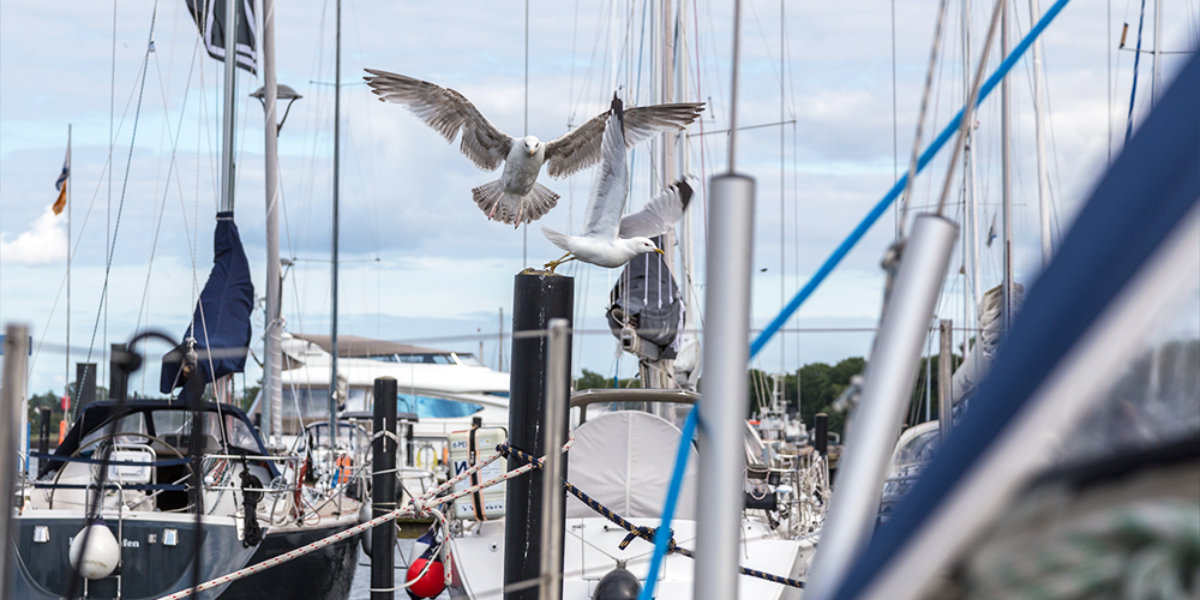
[217,520,360,600]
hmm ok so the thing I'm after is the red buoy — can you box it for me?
[405,552,446,599]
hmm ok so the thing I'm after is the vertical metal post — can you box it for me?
[694,174,755,600]
[329,0,342,469]
[938,319,954,441]
[538,319,570,600]
[804,215,959,600]
[504,273,573,600]
[1001,0,1014,333]
[371,376,397,600]
[109,343,128,402]
[219,0,238,213]
[2,325,30,595]
[1028,0,1053,265]
[262,0,283,446]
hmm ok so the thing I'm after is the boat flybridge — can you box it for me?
[252,333,510,472]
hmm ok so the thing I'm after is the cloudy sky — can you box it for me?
[1,1,1197,398]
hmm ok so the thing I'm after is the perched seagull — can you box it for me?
[363,69,703,227]
[541,94,694,272]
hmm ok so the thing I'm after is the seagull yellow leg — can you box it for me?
[543,252,575,273]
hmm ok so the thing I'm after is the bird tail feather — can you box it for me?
[540,226,572,252]
[472,180,508,221]
[518,183,560,226]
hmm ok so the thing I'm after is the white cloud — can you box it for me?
[0,207,67,265]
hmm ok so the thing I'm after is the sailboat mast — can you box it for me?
[1152,0,1162,104]
[1001,0,1014,332]
[66,124,72,407]
[1029,0,1053,265]
[220,0,238,214]
[262,0,283,445]
[330,0,342,449]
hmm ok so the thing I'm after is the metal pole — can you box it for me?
[504,273,573,600]
[219,0,238,213]
[371,376,397,600]
[1152,0,1162,104]
[803,215,959,600]
[538,319,570,600]
[1029,0,1053,265]
[262,0,283,446]
[1001,0,1013,333]
[330,0,342,464]
[694,173,755,600]
[1,325,30,595]
[938,319,954,441]
[66,124,72,417]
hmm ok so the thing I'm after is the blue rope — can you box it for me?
[637,0,1076,593]
[748,0,1074,361]
[1124,0,1148,143]
[638,407,697,600]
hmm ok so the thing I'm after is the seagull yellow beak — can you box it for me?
[528,147,536,156]
[654,248,665,255]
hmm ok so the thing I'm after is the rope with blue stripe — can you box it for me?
[497,443,804,589]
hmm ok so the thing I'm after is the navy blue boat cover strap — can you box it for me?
[831,48,1200,600]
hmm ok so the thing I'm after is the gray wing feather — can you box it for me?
[363,69,513,171]
[618,177,695,238]
[543,102,704,179]
[580,100,628,239]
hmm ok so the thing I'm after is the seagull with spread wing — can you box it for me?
[541,94,694,272]
[363,69,703,227]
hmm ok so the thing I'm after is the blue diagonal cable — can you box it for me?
[638,406,697,600]
[1124,0,1148,143]
[638,1,1074,596]
[749,0,1073,360]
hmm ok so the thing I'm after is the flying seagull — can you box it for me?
[363,69,703,227]
[542,94,694,271]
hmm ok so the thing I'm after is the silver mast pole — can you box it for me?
[538,318,570,600]
[1001,0,1013,332]
[1152,0,1162,104]
[220,0,238,213]
[262,0,283,445]
[1,325,30,593]
[66,124,72,413]
[329,0,342,457]
[804,215,959,599]
[694,2,753,597]
[1029,0,1052,265]
[695,174,755,600]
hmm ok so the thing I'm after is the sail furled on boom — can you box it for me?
[607,235,685,360]
[184,0,257,74]
[160,211,255,394]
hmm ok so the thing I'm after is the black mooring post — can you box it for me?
[37,407,51,469]
[109,343,128,402]
[504,272,573,600]
[814,412,829,458]
[371,376,398,600]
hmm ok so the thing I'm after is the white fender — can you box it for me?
[68,523,120,580]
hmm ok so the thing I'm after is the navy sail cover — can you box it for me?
[160,211,255,393]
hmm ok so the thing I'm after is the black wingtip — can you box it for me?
[610,93,625,130]
[676,178,693,209]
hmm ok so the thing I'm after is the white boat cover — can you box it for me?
[565,411,699,521]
